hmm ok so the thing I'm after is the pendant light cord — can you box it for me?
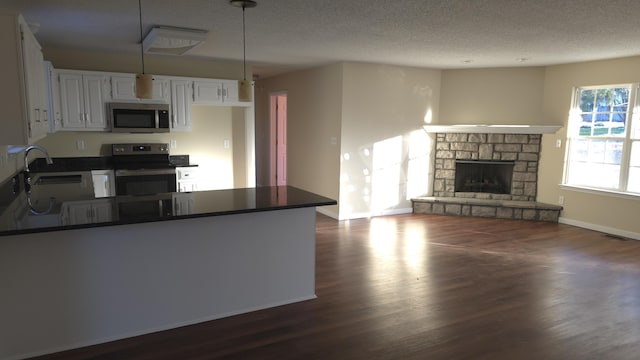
[138,0,145,74]
[242,5,247,81]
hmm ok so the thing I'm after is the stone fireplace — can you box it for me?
[433,133,539,201]
[412,125,563,222]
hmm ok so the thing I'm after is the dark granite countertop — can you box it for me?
[0,156,335,236]
[0,174,336,236]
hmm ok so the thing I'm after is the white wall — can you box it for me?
[439,67,547,125]
[340,63,441,219]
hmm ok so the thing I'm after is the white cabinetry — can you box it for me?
[61,199,114,226]
[170,79,193,131]
[21,23,49,141]
[44,61,62,132]
[91,170,115,198]
[193,79,239,105]
[176,167,198,192]
[110,74,170,103]
[0,12,49,144]
[58,71,109,130]
[172,193,194,215]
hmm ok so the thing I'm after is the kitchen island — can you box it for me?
[0,180,336,360]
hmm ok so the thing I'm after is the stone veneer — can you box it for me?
[433,133,541,201]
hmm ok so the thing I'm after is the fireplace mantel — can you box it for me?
[423,125,562,134]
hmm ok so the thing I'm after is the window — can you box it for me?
[564,84,640,193]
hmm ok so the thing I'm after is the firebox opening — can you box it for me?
[455,160,514,194]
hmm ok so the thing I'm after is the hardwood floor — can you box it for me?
[32,214,640,360]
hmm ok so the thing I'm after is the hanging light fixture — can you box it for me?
[230,0,257,102]
[135,0,153,99]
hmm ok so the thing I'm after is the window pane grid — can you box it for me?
[565,84,636,193]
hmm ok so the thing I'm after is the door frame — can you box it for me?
[269,91,287,186]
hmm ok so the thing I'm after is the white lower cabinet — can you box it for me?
[172,193,194,216]
[61,199,114,226]
[91,170,115,198]
[176,167,198,192]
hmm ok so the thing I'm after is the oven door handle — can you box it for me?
[115,169,176,177]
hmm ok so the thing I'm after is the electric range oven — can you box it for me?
[111,143,177,196]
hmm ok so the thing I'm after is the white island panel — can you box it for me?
[0,207,316,360]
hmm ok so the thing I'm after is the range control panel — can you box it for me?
[111,143,170,156]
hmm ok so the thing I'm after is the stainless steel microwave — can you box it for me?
[109,102,170,133]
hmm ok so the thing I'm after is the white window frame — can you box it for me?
[563,83,640,194]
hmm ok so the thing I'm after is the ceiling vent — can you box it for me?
[142,26,208,55]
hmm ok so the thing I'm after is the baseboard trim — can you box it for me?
[558,217,640,241]
[316,207,338,219]
[337,208,413,220]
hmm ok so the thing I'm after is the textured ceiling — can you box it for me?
[3,0,640,78]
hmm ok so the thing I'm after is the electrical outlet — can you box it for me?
[76,140,85,151]
[559,195,564,205]
[224,139,230,149]
[170,140,177,149]
[556,139,562,148]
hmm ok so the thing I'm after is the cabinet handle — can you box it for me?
[43,110,48,122]
[35,108,41,123]
[217,88,221,97]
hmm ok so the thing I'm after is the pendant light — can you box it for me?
[135,0,153,99]
[230,0,257,102]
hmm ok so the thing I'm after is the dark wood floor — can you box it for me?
[32,214,640,360]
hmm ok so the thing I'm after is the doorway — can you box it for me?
[270,92,287,186]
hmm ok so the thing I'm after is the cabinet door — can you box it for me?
[153,77,170,103]
[171,80,192,131]
[92,199,114,223]
[21,24,48,141]
[83,74,108,129]
[193,80,223,104]
[172,193,194,215]
[222,80,239,103]
[59,73,86,129]
[61,202,93,225]
[111,75,137,101]
[45,65,63,132]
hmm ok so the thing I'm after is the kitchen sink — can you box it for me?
[35,174,83,185]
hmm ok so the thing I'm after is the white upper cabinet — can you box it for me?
[110,75,136,101]
[193,79,240,105]
[110,74,170,103]
[21,24,49,142]
[170,79,193,132]
[43,62,62,133]
[0,12,50,144]
[59,71,109,130]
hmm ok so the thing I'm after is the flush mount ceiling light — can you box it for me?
[143,26,208,56]
[230,0,257,102]
[135,0,153,99]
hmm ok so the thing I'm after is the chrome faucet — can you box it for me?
[24,145,53,173]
